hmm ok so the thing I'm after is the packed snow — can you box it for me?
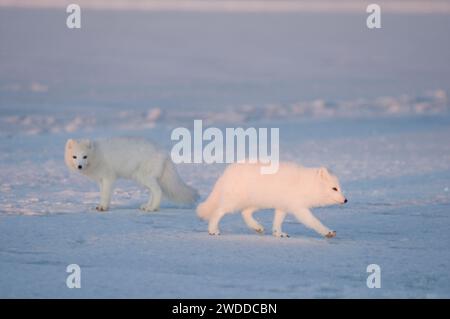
[0,6,450,298]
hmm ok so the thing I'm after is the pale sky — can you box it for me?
[1,0,450,14]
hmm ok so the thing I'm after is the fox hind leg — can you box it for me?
[139,176,162,212]
[241,208,264,234]
[208,209,227,235]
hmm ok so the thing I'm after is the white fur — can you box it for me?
[197,162,347,238]
[65,137,198,211]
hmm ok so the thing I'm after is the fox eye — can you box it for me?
[332,187,338,191]
[73,156,77,159]
[83,155,87,159]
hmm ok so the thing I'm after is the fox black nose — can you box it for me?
[344,198,348,203]
[78,165,82,170]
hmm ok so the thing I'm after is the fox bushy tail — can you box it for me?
[159,159,199,206]
[196,179,222,220]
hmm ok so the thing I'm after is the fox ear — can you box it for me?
[64,139,76,171]
[65,139,75,150]
[318,167,330,179]
[80,139,92,149]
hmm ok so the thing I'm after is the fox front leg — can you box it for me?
[272,209,289,238]
[242,208,265,234]
[293,208,336,238]
[97,178,114,211]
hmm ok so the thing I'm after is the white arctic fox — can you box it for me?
[65,138,198,211]
[197,162,347,238]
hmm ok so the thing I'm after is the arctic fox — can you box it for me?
[65,138,198,211]
[197,162,347,238]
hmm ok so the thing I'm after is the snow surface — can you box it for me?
[0,7,450,298]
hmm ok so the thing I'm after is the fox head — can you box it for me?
[64,139,93,172]
[314,167,347,206]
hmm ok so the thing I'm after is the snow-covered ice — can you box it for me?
[1,6,450,298]
[1,117,450,298]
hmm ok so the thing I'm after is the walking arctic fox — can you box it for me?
[197,162,347,238]
[65,138,198,211]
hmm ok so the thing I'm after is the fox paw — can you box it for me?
[208,230,220,236]
[254,226,265,234]
[325,231,337,238]
[140,204,158,212]
[96,205,108,212]
[273,230,289,238]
